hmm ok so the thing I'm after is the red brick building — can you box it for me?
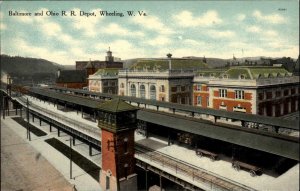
[56,48,123,89]
[193,66,299,117]
[98,99,138,191]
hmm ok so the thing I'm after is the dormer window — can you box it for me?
[240,74,245,79]
[223,74,228,79]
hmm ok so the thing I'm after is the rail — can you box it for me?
[135,144,255,191]
[16,96,101,140]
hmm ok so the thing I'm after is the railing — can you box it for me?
[135,144,255,191]
[16,96,101,140]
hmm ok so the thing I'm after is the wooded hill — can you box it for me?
[1,54,62,75]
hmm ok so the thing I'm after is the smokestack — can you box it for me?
[167,53,172,70]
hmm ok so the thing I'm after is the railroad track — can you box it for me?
[135,143,256,191]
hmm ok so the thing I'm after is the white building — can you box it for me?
[88,68,119,94]
[118,54,207,104]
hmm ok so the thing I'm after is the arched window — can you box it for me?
[120,83,124,88]
[240,74,245,79]
[130,84,136,97]
[160,85,165,92]
[140,85,146,99]
[150,85,156,100]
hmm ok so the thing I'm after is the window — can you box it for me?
[160,85,165,92]
[275,91,281,97]
[161,97,165,101]
[130,84,136,97]
[177,85,181,92]
[120,83,124,88]
[284,89,289,96]
[235,90,244,99]
[124,138,128,153]
[140,85,146,99]
[206,96,209,106]
[291,88,295,95]
[258,93,264,100]
[171,87,177,92]
[150,85,156,100]
[197,96,202,105]
[196,84,202,91]
[240,75,245,79]
[266,92,273,99]
[181,86,186,92]
[106,176,110,190]
[219,89,227,98]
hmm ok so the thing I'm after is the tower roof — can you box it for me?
[98,98,137,113]
[85,59,94,69]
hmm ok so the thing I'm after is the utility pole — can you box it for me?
[2,95,5,119]
[69,137,73,179]
[26,98,31,141]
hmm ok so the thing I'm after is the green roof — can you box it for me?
[195,66,293,79]
[195,69,224,77]
[225,66,292,79]
[94,68,119,76]
[130,59,208,70]
[98,98,138,113]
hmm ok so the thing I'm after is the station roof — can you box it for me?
[130,59,208,71]
[27,87,299,160]
[98,98,137,113]
[93,68,119,76]
[138,109,299,161]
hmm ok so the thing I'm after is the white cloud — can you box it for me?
[253,10,285,24]
[264,30,278,37]
[95,40,146,59]
[0,23,6,30]
[183,39,204,47]
[237,14,246,21]
[146,36,171,46]
[246,25,261,33]
[173,10,222,27]
[102,23,144,37]
[12,38,73,64]
[67,8,103,37]
[26,8,82,47]
[40,21,62,36]
[131,14,174,35]
[207,30,235,38]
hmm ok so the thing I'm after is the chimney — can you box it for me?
[167,53,172,70]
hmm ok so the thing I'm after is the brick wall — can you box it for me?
[56,82,87,89]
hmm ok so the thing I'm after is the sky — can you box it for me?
[0,1,299,65]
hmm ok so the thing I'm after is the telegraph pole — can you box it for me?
[69,137,73,179]
[26,98,31,141]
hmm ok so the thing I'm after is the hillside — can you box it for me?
[1,54,63,75]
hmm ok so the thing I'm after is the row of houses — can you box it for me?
[56,50,299,117]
